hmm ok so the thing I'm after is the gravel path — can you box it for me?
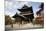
[5,23,43,31]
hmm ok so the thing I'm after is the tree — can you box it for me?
[5,15,12,25]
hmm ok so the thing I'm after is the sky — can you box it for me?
[4,0,43,17]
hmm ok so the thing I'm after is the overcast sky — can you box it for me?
[4,0,43,17]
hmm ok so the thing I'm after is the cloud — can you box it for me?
[5,1,30,16]
[5,0,42,17]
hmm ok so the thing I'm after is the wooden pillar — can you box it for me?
[11,21,13,28]
[29,18,31,23]
[20,19,22,24]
